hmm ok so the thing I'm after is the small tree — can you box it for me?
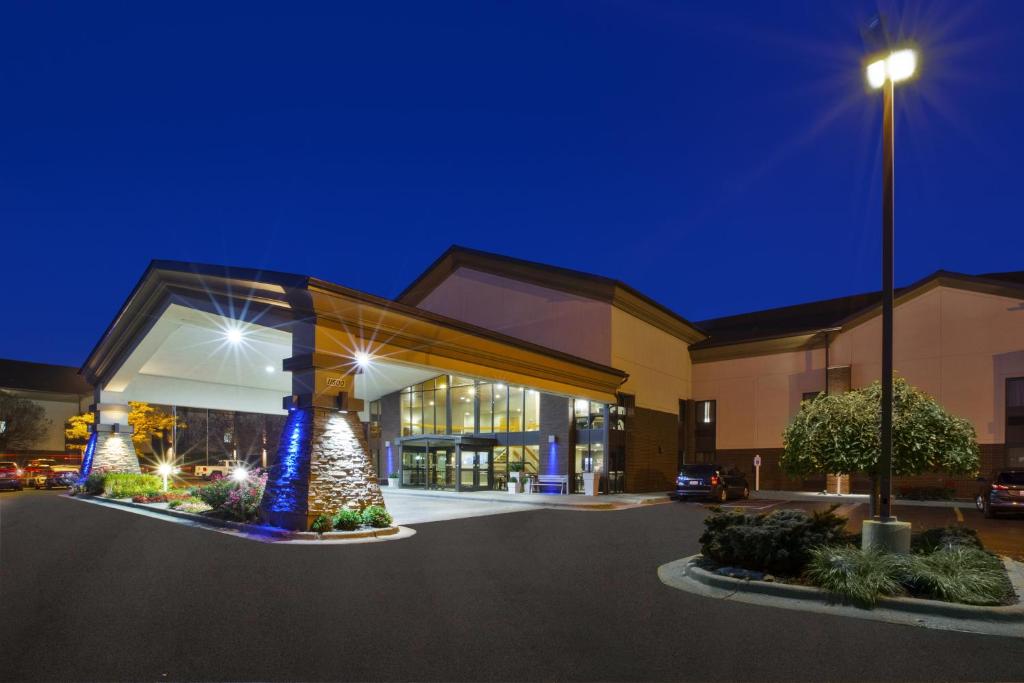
[64,402,185,455]
[782,378,979,515]
[0,390,51,451]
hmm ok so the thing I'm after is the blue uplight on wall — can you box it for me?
[78,431,98,481]
[386,443,394,478]
[264,407,310,513]
[546,440,558,476]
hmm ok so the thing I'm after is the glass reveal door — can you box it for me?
[428,448,454,490]
[458,448,492,491]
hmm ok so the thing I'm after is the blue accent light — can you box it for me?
[78,431,98,482]
[546,440,558,476]
[263,407,311,513]
[386,444,394,477]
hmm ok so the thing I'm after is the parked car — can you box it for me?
[674,464,750,503]
[0,461,23,491]
[975,470,1024,518]
[21,458,58,484]
[33,465,79,489]
[193,459,247,481]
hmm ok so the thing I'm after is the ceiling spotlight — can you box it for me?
[225,328,244,344]
[354,351,372,368]
[265,365,275,373]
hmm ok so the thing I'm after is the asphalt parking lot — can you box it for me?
[1,488,1023,682]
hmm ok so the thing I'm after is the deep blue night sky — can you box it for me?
[2,1,1022,367]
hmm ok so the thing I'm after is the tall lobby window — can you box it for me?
[1008,378,1024,466]
[369,400,381,438]
[523,445,539,475]
[451,377,475,434]
[524,390,540,431]
[695,399,716,459]
[493,384,509,432]
[574,399,589,429]
[508,386,524,432]
[478,383,494,433]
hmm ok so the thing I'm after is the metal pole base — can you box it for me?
[861,518,912,554]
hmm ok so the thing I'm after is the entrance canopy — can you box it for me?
[81,260,629,418]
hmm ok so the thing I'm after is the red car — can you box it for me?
[0,461,23,491]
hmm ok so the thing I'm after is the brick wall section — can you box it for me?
[306,408,385,513]
[626,407,678,493]
[716,444,1006,500]
[89,432,141,474]
[539,394,571,476]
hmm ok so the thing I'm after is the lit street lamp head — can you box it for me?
[866,48,918,89]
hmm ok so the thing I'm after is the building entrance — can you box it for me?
[398,436,495,492]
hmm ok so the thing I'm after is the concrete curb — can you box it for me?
[751,490,975,509]
[659,555,1024,638]
[382,488,666,511]
[68,494,413,544]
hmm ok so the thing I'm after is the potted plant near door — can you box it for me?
[507,462,524,494]
[387,471,400,488]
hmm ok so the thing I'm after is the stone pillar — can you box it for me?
[259,347,385,530]
[80,398,141,478]
[826,365,852,494]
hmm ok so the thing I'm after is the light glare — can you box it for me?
[231,467,249,482]
[156,463,174,476]
[865,49,917,89]
[866,59,887,89]
[225,328,244,344]
[354,351,372,368]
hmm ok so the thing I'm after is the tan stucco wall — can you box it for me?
[693,285,1024,449]
[611,307,692,413]
[692,349,826,449]
[828,286,1024,444]
[415,267,613,366]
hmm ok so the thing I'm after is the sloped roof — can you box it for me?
[397,245,707,344]
[0,358,93,395]
[693,269,1024,351]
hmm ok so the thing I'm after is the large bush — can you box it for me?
[700,506,848,575]
[195,472,267,521]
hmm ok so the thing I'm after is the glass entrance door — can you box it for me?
[459,449,492,491]
[428,448,454,490]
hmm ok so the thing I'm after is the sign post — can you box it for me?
[753,454,762,492]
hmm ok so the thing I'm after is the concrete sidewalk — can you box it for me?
[751,489,975,509]
[382,486,671,510]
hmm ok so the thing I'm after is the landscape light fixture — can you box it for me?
[156,462,174,491]
[231,467,249,482]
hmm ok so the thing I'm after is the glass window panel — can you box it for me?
[574,399,589,429]
[508,446,524,474]
[422,390,436,434]
[575,444,592,473]
[435,387,448,434]
[508,386,524,432]
[451,386,474,434]
[478,383,493,433]
[589,401,604,429]
[409,391,423,435]
[400,391,413,437]
[493,384,509,433]
[525,390,540,432]
[493,446,508,478]
[590,442,605,473]
[451,375,475,387]
[523,445,539,475]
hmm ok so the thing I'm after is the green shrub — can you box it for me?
[699,506,848,575]
[333,508,363,531]
[83,472,107,495]
[912,526,983,554]
[103,473,165,499]
[805,546,905,607]
[195,478,235,508]
[310,514,332,533]
[361,505,392,528]
[899,547,1014,606]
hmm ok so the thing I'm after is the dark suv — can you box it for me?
[975,470,1024,518]
[674,464,749,503]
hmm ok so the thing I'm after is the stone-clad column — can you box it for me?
[259,342,385,530]
[80,395,141,478]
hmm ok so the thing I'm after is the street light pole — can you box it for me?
[879,76,895,522]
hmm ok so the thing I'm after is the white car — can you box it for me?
[193,459,247,481]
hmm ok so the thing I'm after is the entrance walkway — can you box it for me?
[382,486,670,516]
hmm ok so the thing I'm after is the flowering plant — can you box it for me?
[222,471,268,521]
